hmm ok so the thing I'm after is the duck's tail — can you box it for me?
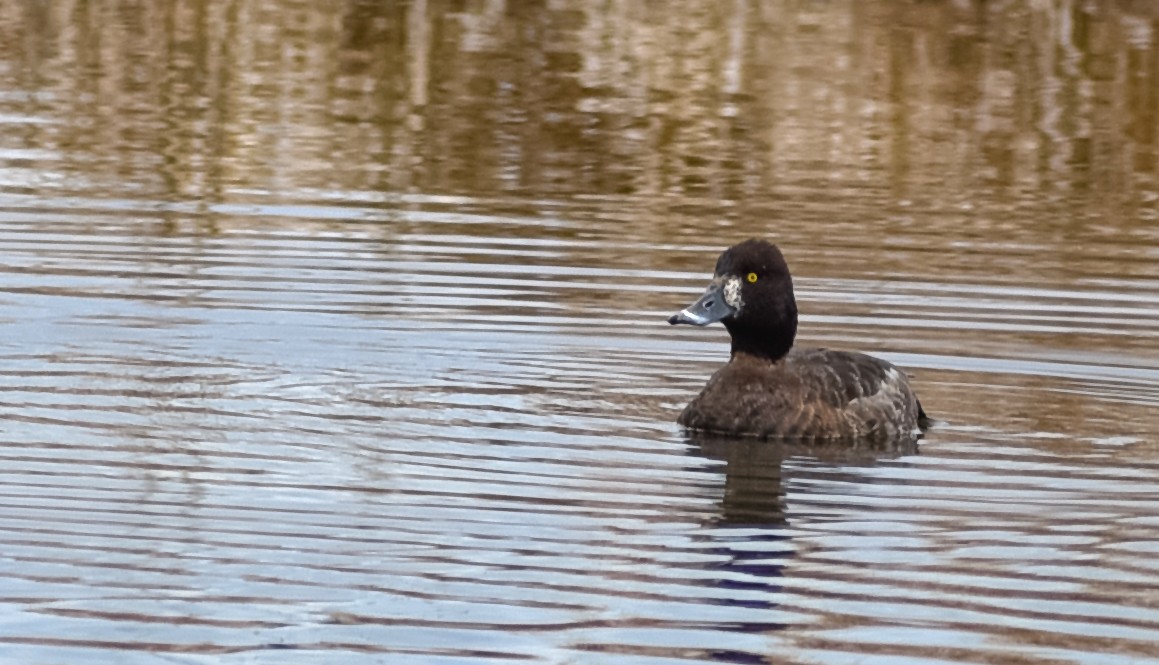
[917,399,933,430]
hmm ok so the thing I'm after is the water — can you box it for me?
[1,1,1158,663]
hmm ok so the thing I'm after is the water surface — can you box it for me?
[1,1,1158,663]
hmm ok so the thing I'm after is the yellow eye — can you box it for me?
[746,272,758,283]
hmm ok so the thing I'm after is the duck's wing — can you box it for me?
[786,348,900,404]
[787,348,923,438]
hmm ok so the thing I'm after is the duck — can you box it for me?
[668,239,928,442]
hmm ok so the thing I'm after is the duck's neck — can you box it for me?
[725,321,795,362]
[727,331,792,361]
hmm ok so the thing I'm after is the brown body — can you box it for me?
[677,348,924,442]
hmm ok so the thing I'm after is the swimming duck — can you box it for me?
[669,239,927,441]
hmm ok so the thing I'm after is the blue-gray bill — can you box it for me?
[668,282,735,326]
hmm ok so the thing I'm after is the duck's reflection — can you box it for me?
[695,435,790,527]
[685,432,919,627]
[692,432,918,526]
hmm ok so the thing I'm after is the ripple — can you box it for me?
[3,0,1159,658]
[1,204,1158,663]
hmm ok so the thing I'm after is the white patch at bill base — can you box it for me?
[723,277,743,310]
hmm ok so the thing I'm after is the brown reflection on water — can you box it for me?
[0,0,1158,218]
[0,0,1154,445]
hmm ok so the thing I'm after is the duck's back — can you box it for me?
[677,348,923,441]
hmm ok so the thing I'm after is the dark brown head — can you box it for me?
[668,239,798,360]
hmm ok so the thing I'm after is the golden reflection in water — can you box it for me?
[2,0,1156,448]
[0,0,1157,223]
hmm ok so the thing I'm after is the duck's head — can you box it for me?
[668,239,798,360]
